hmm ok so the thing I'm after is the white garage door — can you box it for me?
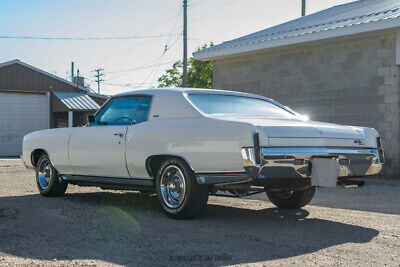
[0,92,49,156]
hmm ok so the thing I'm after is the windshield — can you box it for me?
[187,94,296,118]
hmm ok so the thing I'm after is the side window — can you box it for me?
[95,97,141,126]
[134,97,152,124]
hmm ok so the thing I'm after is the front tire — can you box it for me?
[266,186,315,209]
[36,154,68,197]
[155,158,209,219]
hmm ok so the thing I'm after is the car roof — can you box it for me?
[114,87,273,101]
[102,88,299,119]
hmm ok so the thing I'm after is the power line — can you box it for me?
[188,37,215,42]
[104,82,157,87]
[188,0,210,6]
[0,33,181,40]
[135,55,165,88]
[162,6,183,54]
[106,61,176,75]
[106,9,183,85]
[148,26,184,87]
[70,5,184,66]
[105,33,181,80]
[189,0,238,25]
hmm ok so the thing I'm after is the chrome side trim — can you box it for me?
[61,175,154,187]
[242,147,383,179]
[196,172,250,185]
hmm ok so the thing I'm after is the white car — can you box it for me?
[21,88,384,219]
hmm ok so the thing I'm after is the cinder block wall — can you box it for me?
[213,31,400,177]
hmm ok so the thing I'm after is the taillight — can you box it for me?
[377,137,384,163]
[253,132,261,165]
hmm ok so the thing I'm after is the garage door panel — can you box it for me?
[0,92,49,156]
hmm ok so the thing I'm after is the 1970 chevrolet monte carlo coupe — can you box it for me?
[21,88,384,219]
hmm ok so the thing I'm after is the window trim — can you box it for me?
[133,96,153,124]
[184,92,297,117]
[92,95,153,126]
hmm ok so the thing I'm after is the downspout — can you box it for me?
[396,30,400,177]
[396,30,400,95]
[47,92,51,129]
[396,30,400,66]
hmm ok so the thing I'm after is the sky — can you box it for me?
[0,0,355,95]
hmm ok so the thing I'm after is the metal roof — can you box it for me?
[194,0,400,60]
[53,92,100,110]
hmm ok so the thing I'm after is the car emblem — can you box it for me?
[354,139,364,145]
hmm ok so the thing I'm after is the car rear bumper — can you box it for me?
[241,147,383,179]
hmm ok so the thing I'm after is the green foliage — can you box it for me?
[158,43,213,89]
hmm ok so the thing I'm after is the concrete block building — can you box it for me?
[194,0,400,176]
[0,59,107,156]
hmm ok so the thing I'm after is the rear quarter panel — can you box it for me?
[125,117,255,178]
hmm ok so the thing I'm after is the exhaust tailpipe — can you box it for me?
[338,179,365,188]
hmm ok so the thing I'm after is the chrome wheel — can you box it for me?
[160,165,186,209]
[38,158,52,190]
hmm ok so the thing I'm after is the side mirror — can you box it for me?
[87,115,96,124]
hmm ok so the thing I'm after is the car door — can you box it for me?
[125,96,153,178]
[68,96,143,177]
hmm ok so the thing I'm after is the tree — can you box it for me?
[158,43,213,89]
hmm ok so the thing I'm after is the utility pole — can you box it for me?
[71,62,74,82]
[302,0,306,16]
[76,69,80,87]
[93,68,104,94]
[182,0,188,87]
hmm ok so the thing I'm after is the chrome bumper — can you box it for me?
[241,147,383,179]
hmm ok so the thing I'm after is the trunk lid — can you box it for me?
[213,116,365,148]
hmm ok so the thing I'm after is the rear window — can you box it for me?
[187,94,295,118]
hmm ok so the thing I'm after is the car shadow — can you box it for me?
[245,185,400,216]
[0,191,379,266]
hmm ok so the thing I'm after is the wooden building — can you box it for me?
[0,59,108,156]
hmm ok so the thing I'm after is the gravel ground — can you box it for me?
[0,158,400,266]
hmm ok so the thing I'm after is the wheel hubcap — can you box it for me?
[160,165,186,209]
[38,159,52,190]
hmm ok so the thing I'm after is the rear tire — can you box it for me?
[266,186,315,209]
[36,154,68,197]
[155,158,209,219]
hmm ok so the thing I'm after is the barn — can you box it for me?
[194,0,400,176]
[0,59,107,156]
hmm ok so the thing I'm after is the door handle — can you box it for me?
[114,133,124,137]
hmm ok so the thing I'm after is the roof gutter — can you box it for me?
[194,17,400,61]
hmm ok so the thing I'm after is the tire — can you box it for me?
[36,154,68,197]
[155,158,209,219]
[266,186,316,209]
